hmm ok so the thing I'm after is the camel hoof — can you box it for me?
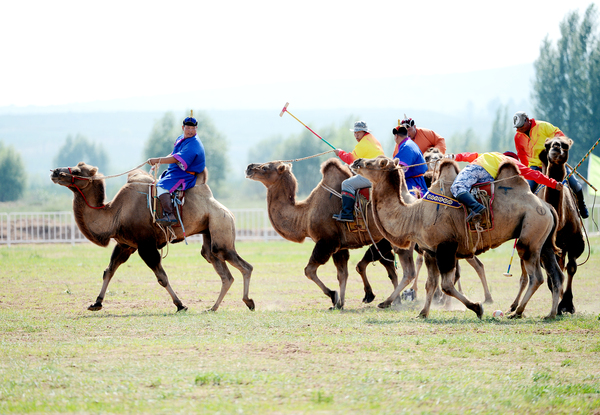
[87,303,102,311]
[363,292,376,304]
[474,303,484,319]
[417,310,428,319]
[377,301,392,309]
[506,312,522,319]
[244,298,255,311]
[328,291,340,307]
[176,305,188,313]
[543,313,557,320]
[558,301,575,315]
[484,297,494,305]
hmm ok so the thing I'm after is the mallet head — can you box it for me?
[279,102,289,117]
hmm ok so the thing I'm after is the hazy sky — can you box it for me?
[1,0,597,108]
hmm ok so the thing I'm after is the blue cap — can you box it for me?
[183,117,197,126]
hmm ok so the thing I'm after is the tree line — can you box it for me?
[1,4,598,202]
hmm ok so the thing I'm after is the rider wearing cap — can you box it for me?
[392,125,428,196]
[447,151,563,221]
[333,121,384,222]
[513,111,588,218]
[147,115,206,224]
[400,117,446,155]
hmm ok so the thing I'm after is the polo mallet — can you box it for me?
[279,102,336,150]
[503,239,518,277]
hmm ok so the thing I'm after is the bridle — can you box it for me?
[62,167,106,209]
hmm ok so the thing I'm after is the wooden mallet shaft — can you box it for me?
[279,102,336,150]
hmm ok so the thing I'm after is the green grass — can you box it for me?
[1,238,600,414]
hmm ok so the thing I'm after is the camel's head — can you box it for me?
[544,136,573,166]
[51,162,99,188]
[245,161,292,187]
[351,156,400,185]
[423,147,443,172]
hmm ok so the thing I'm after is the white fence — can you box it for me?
[0,209,283,247]
[0,207,598,247]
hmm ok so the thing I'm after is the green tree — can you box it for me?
[250,117,358,196]
[533,4,600,166]
[447,128,481,154]
[487,105,514,152]
[143,111,229,192]
[53,133,109,173]
[0,141,27,202]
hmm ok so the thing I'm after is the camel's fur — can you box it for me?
[51,162,254,312]
[407,147,493,305]
[246,158,408,308]
[352,156,565,319]
[510,136,585,315]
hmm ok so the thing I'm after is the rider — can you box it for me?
[392,125,428,196]
[333,121,384,222]
[447,151,563,221]
[400,117,446,155]
[513,111,588,218]
[147,114,206,224]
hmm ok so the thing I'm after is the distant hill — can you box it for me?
[0,63,533,183]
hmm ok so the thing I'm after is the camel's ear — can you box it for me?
[393,158,399,167]
[77,161,86,167]
[566,138,574,147]
[89,167,98,176]
[378,158,389,168]
[277,163,290,174]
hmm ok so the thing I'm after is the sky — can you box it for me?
[0,0,598,108]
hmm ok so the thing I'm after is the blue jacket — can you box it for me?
[393,137,428,194]
[157,134,205,193]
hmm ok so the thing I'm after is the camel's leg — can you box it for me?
[88,243,136,311]
[436,242,483,319]
[332,250,350,309]
[225,252,254,310]
[377,245,416,309]
[412,252,424,296]
[200,233,237,311]
[558,252,575,314]
[355,239,397,303]
[466,256,493,304]
[138,242,187,312]
[304,239,339,308]
[540,246,565,320]
[418,252,440,318]
[508,246,545,319]
[558,236,583,314]
[508,260,528,313]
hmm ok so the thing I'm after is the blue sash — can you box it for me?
[422,191,462,209]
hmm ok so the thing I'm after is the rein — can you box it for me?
[66,167,105,209]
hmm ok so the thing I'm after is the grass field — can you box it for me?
[1,237,600,414]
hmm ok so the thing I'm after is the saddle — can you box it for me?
[468,182,494,232]
[346,189,370,233]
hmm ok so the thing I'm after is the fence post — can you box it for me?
[7,213,11,248]
[70,212,75,246]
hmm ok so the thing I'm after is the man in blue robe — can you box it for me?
[392,125,428,196]
[147,116,206,224]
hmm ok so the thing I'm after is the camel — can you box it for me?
[245,158,415,309]
[351,156,565,319]
[509,136,585,315]
[50,162,254,312]
[404,147,493,305]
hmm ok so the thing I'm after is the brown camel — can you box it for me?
[509,136,585,314]
[405,147,493,305]
[51,162,254,312]
[351,156,565,319]
[245,158,415,309]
